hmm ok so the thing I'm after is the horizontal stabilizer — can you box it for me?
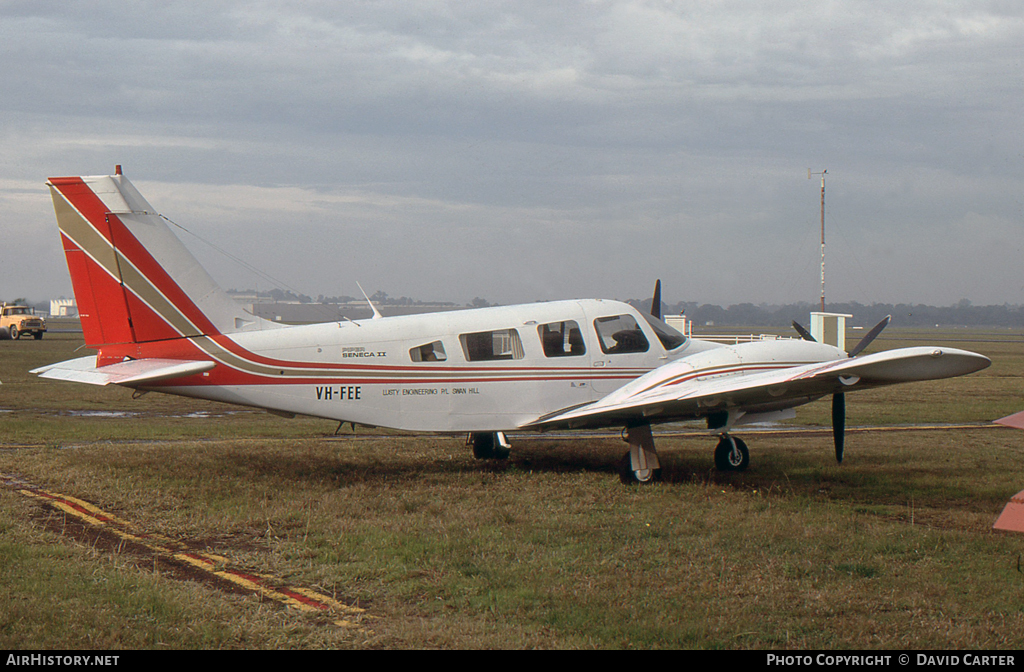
[32,356,215,387]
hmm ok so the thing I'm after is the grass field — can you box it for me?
[1,328,1024,649]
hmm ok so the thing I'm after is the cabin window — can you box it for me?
[410,340,447,362]
[537,321,586,357]
[460,329,525,361]
[594,315,650,354]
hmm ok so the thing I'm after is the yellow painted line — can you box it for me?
[209,569,323,612]
[289,586,367,615]
[4,473,369,627]
[19,490,111,528]
[166,551,339,613]
[44,490,134,527]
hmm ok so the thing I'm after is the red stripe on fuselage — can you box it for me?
[100,329,651,380]
[93,334,647,388]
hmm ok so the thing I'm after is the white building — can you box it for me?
[49,298,77,317]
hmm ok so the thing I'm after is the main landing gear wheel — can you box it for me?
[714,435,749,472]
[618,452,662,485]
[470,432,510,460]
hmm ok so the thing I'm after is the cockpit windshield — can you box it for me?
[639,312,687,351]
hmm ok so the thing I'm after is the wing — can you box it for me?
[32,356,215,386]
[524,346,990,431]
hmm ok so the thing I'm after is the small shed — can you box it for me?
[49,298,77,317]
[810,312,852,350]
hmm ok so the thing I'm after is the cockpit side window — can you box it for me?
[537,321,586,357]
[639,312,687,351]
[410,340,447,362]
[593,315,650,354]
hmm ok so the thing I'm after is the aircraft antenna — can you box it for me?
[356,282,383,320]
[808,169,827,311]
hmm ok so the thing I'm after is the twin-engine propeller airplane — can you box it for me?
[35,170,992,483]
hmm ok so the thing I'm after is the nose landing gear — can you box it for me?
[618,424,662,484]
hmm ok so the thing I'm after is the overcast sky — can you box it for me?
[2,1,1021,309]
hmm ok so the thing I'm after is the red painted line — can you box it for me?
[32,491,116,523]
[273,586,332,610]
[218,568,330,610]
[180,552,214,565]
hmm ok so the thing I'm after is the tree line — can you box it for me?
[629,298,1024,328]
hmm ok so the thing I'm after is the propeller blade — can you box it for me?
[651,279,662,321]
[832,392,846,464]
[792,321,816,342]
[848,315,891,357]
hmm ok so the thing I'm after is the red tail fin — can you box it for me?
[48,173,271,349]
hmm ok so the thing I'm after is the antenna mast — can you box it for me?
[808,169,827,311]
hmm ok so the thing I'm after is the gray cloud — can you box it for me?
[1,1,1021,307]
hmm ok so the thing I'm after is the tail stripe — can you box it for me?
[52,177,217,333]
[102,212,220,336]
[52,185,195,343]
[50,178,221,344]
[59,221,186,344]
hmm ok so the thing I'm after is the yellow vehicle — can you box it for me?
[1,304,46,340]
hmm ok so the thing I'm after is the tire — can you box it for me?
[471,433,509,460]
[34,332,42,340]
[472,432,495,459]
[8,325,17,340]
[714,436,749,472]
[618,452,661,485]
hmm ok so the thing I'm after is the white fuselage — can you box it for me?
[151,299,844,432]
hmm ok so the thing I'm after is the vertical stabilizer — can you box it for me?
[48,173,275,348]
